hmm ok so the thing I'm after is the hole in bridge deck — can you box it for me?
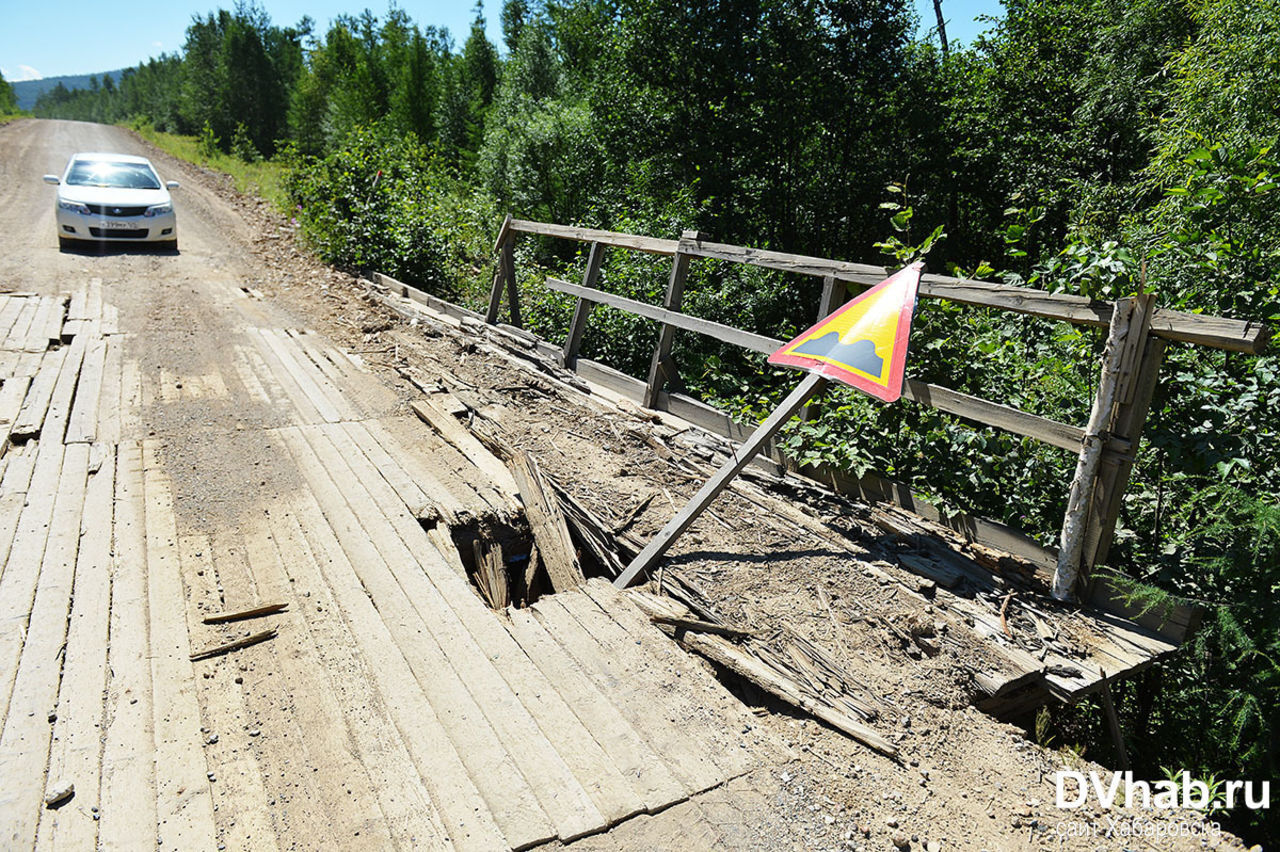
[438,506,624,610]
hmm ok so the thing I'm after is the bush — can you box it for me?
[230,122,260,163]
[285,125,499,300]
[197,121,220,159]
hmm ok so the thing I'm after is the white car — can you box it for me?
[43,153,179,250]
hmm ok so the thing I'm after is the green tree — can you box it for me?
[462,2,500,109]
[0,70,20,116]
[180,3,305,154]
[437,6,500,169]
[479,21,604,222]
[501,0,530,51]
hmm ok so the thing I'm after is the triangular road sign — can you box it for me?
[768,262,923,402]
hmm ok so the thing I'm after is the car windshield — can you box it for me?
[65,160,161,190]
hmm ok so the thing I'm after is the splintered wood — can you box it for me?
[509,451,585,593]
[628,578,898,758]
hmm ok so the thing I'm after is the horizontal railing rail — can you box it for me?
[505,219,1268,354]
[545,276,1121,454]
[487,215,1268,598]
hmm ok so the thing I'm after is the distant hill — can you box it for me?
[12,70,125,111]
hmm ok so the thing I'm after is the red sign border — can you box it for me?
[767,262,922,402]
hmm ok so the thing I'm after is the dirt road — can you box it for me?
[0,118,807,852]
[0,119,1240,852]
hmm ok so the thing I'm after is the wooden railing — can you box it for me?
[485,215,1268,585]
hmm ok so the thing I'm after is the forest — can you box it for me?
[24,0,1280,842]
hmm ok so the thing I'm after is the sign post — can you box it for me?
[614,262,923,588]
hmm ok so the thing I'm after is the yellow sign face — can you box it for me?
[768,263,922,402]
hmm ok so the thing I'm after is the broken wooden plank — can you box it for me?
[277,472,509,851]
[897,552,964,589]
[282,425,558,848]
[0,375,31,456]
[0,297,30,344]
[189,628,278,662]
[66,287,88,322]
[11,348,66,440]
[322,419,644,834]
[510,451,584,593]
[38,296,67,348]
[649,615,758,639]
[545,474,638,578]
[200,602,289,624]
[65,337,106,444]
[471,537,509,609]
[410,397,521,496]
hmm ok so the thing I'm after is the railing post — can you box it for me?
[1053,297,1136,601]
[800,275,846,423]
[561,241,604,369]
[643,230,699,409]
[1082,292,1161,573]
[486,214,514,325]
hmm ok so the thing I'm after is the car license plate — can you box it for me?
[101,219,135,229]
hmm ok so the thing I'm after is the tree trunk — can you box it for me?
[933,0,950,55]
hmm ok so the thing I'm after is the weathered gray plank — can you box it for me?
[0,443,89,850]
[98,443,158,849]
[39,444,114,851]
[901,379,1086,451]
[501,606,688,814]
[644,233,698,408]
[280,425,555,849]
[11,349,67,440]
[560,242,605,368]
[509,219,679,256]
[546,277,780,356]
[140,441,219,850]
[510,451,584,593]
[300,423,606,842]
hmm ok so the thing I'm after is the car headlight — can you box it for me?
[143,203,173,218]
[58,199,90,215]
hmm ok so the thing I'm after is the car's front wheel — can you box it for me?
[58,236,74,252]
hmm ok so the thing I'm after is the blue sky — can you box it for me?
[2,0,1003,82]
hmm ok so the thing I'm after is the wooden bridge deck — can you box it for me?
[0,284,769,851]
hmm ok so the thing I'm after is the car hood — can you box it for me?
[58,185,171,206]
